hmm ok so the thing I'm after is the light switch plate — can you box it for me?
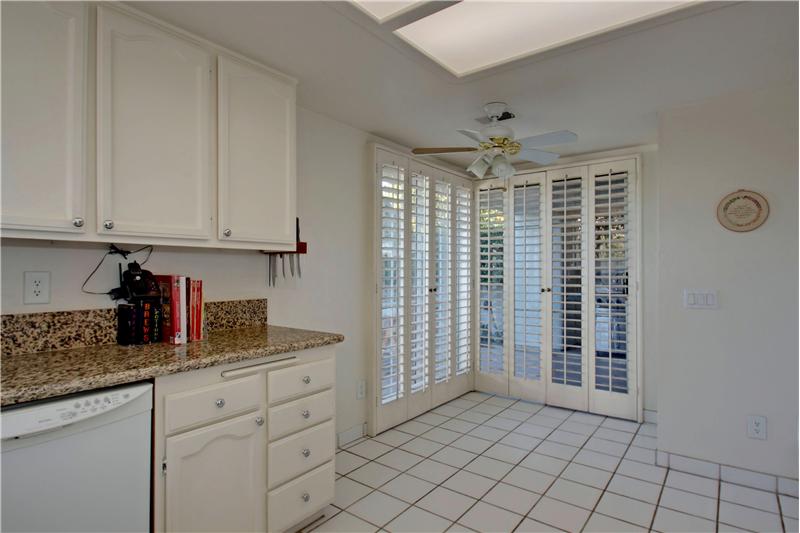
[23,271,50,304]
[356,379,366,400]
[747,415,767,440]
[683,289,719,309]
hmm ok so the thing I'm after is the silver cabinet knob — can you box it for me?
[215,398,225,408]
[103,220,114,230]
[223,228,232,237]
[301,448,311,458]
[255,416,264,426]
[301,492,310,503]
[301,409,311,419]
[302,376,311,385]
[72,217,84,228]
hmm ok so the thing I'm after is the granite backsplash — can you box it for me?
[1,299,268,356]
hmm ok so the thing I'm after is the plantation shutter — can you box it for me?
[590,161,636,394]
[433,181,453,383]
[379,161,405,404]
[478,187,506,375]
[513,181,545,381]
[409,170,430,394]
[454,185,472,375]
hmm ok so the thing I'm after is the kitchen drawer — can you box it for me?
[268,420,335,489]
[268,389,334,441]
[267,461,334,533]
[164,374,261,435]
[267,358,334,405]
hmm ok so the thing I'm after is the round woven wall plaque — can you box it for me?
[717,189,769,232]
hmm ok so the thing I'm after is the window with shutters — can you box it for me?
[379,162,404,405]
[474,158,639,421]
[374,148,474,432]
[478,187,505,375]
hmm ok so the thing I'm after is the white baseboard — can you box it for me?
[643,409,657,424]
[337,423,366,448]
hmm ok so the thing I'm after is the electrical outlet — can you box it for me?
[747,415,767,440]
[357,379,366,400]
[23,271,50,304]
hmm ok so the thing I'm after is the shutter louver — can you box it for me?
[593,169,631,393]
[380,163,405,404]
[513,182,544,381]
[455,186,472,376]
[409,172,430,394]
[479,188,505,375]
[434,181,452,383]
[551,176,585,387]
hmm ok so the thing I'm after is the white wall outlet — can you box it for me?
[747,415,767,440]
[23,271,50,304]
[683,289,719,309]
[356,379,366,400]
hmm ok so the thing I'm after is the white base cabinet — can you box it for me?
[153,346,336,533]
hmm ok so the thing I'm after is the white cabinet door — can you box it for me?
[97,7,212,239]
[165,410,266,532]
[217,55,296,244]
[1,2,86,232]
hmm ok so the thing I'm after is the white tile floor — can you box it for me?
[311,392,797,533]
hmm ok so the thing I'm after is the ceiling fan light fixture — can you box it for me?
[491,154,515,180]
[467,154,491,179]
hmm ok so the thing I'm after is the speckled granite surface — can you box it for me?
[1,325,343,406]
[1,299,268,356]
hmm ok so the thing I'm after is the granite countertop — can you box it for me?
[1,325,344,407]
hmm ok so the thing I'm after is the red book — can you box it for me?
[185,277,192,342]
[195,280,204,340]
[155,275,185,344]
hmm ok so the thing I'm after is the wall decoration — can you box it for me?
[717,189,769,232]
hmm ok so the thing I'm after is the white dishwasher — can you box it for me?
[1,382,152,532]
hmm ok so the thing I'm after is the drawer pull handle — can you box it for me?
[301,492,311,503]
[215,398,226,408]
[301,448,311,458]
[301,409,311,419]
[255,416,265,426]
[302,376,311,384]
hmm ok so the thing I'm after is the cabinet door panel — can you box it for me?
[165,410,266,532]
[1,2,86,232]
[218,55,296,244]
[97,7,212,239]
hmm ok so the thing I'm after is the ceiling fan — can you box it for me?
[411,102,577,180]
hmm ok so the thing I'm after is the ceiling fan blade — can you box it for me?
[517,148,560,165]
[412,147,478,155]
[457,129,485,143]
[517,130,577,149]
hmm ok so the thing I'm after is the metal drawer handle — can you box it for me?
[255,416,264,426]
[301,492,310,503]
[215,398,225,408]
[72,217,84,228]
[302,376,311,385]
[301,409,311,419]
[301,448,311,458]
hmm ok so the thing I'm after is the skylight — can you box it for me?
[352,1,422,23]
[394,1,689,77]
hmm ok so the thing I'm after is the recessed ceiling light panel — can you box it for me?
[351,1,422,23]
[395,1,690,77]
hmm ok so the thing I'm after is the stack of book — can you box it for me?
[155,275,205,345]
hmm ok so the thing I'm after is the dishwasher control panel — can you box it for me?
[2,383,152,440]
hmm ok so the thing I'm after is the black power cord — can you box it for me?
[81,244,154,297]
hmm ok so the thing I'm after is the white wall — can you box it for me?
[0,106,378,435]
[656,82,798,477]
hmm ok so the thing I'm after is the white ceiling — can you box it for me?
[133,1,797,170]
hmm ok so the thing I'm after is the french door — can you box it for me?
[475,159,640,421]
[374,148,473,434]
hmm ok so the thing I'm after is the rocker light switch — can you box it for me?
[683,289,718,309]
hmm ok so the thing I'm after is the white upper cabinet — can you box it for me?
[96,7,213,239]
[1,2,87,232]
[217,55,296,244]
